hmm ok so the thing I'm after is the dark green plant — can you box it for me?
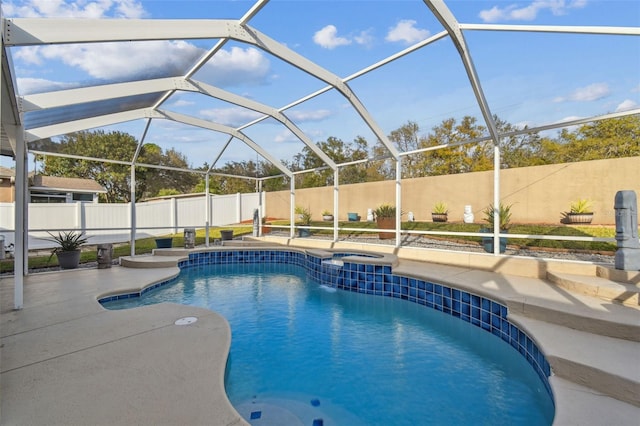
[45,231,88,263]
[374,204,396,219]
[482,203,513,231]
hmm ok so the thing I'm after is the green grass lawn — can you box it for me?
[0,226,253,274]
[290,220,620,252]
[0,222,622,274]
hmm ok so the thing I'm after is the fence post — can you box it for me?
[171,197,178,234]
[236,192,242,224]
[75,202,84,233]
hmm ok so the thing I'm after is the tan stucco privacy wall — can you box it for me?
[265,157,639,225]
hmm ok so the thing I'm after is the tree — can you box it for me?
[42,130,199,202]
[142,147,199,198]
[388,121,424,178]
[556,116,640,162]
[286,136,376,188]
[43,131,139,202]
[421,116,486,176]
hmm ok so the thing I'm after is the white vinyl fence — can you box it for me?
[0,192,263,250]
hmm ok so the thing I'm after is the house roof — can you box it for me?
[29,175,107,194]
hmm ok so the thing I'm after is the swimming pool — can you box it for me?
[101,249,555,425]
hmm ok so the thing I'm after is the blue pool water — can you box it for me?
[103,262,554,425]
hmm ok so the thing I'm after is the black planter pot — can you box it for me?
[56,250,81,269]
[220,230,234,241]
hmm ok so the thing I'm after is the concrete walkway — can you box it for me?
[1,267,247,426]
[1,245,639,425]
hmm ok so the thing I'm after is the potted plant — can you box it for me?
[481,203,512,253]
[564,199,594,224]
[295,206,312,237]
[374,204,397,239]
[322,210,334,221]
[220,229,234,240]
[155,237,173,248]
[45,231,88,269]
[431,201,448,223]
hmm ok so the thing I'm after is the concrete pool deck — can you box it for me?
[1,244,638,425]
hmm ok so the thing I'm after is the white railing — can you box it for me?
[0,192,264,250]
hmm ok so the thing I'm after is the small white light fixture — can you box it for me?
[175,316,198,325]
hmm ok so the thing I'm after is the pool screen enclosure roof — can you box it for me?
[1,0,639,308]
[2,0,638,177]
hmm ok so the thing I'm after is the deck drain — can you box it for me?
[175,316,198,325]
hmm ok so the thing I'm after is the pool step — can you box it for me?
[508,287,640,342]
[547,270,640,307]
[120,254,185,269]
[510,314,640,409]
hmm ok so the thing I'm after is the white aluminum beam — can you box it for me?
[157,109,292,177]
[19,77,193,112]
[424,1,500,143]
[24,108,156,142]
[190,79,337,169]
[460,23,640,36]
[3,18,234,46]
[20,75,336,170]
[5,17,398,159]
[424,0,503,251]
[235,25,399,159]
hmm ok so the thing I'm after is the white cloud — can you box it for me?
[15,41,271,89]
[197,47,271,87]
[274,129,299,143]
[615,99,638,112]
[15,40,203,81]
[199,107,263,128]
[354,29,375,47]
[313,25,352,49]
[553,83,610,102]
[287,109,332,122]
[170,99,195,108]
[17,77,79,94]
[479,0,587,23]
[2,0,146,18]
[385,20,429,44]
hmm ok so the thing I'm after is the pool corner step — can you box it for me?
[547,271,639,307]
[510,314,640,409]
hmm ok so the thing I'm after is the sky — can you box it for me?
[1,0,639,171]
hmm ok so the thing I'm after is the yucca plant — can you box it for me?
[482,203,513,231]
[45,231,88,254]
[432,202,448,214]
[44,231,88,268]
[374,204,396,219]
[294,206,312,226]
[570,199,592,214]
